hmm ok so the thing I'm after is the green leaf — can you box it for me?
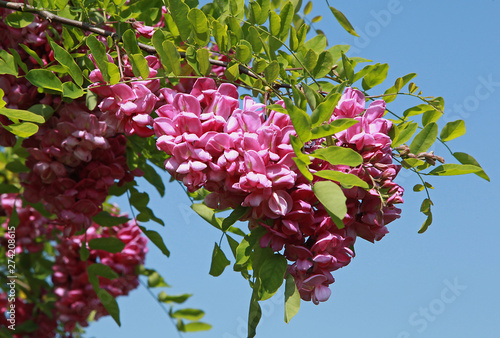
[142,162,166,197]
[453,152,489,181]
[162,40,182,76]
[403,104,434,118]
[7,203,19,228]
[264,60,279,84]
[9,48,28,73]
[329,6,359,37]
[212,20,228,53]
[92,211,130,227]
[183,322,212,332]
[88,237,125,253]
[258,253,287,300]
[284,273,300,323]
[427,164,483,176]
[313,180,347,229]
[292,157,313,181]
[362,63,389,90]
[19,44,43,67]
[313,170,369,189]
[209,243,231,277]
[391,122,418,147]
[221,205,248,231]
[2,122,38,138]
[289,134,309,163]
[225,63,240,81]
[188,8,209,33]
[87,263,119,285]
[383,73,417,103]
[226,235,239,258]
[191,203,222,230]
[147,271,169,288]
[278,1,294,40]
[310,93,340,127]
[312,51,334,79]
[5,12,34,28]
[25,69,63,92]
[171,308,205,321]
[413,184,425,192]
[303,1,312,15]
[418,211,432,233]
[139,226,170,257]
[235,44,252,64]
[289,26,299,52]
[302,83,323,111]
[28,104,53,121]
[129,53,150,80]
[409,122,438,155]
[158,292,192,304]
[283,97,311,143]
[310,118,358,139]
[312,15,322,23]
[196,48,210,76]
[5,160,28,173]
[62,82,85,99]
[310,146,363,167]
[303,48,318,74]
[80,246,90,261]
[96,289,121,326]
[248,293,262,338]
[86,35,112,83]
[341,52,354,83]
[0,108,45,123]
[421,108,443,126]
[440,120,466,142]
[167,0,191,40]
[50,41,83,86]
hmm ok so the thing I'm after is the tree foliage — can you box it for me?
[0,0,488,336]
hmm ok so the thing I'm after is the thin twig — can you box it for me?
[0,0,293,89]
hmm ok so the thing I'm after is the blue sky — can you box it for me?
[87,1,500,337]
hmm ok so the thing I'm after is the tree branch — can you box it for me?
[0,0,292,89]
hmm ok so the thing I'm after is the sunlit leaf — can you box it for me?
[209,243,231,277]
[88,237,126,253]
[314,170,369,189]
[310,146,363,167]
[409,122,438,155]
[453,152,489,181]
[328,6,359,37]
[26,69,63,92]
[284,274,300,323]
[440,120,466,142]
[427,164,483,176]
[313,180,346,229]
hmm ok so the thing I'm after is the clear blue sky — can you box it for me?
[87,1,500,337]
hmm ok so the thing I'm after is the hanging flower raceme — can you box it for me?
[0,193,54,253]
[0,294,58,338]
[89,53,161,138]
[21,101,139,235]
[153,80,404,305]
[52,216,148,332]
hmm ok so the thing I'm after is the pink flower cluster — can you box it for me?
[0,295,57,338]
[89,54,162,137]
[0,193,54,253]
[154,80,404,304]
[52,217,148,332]
[21,101,139,235]
[0,3,62,146]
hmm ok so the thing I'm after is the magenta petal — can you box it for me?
[111,83,137,101]
[268,190,293,216]
[313,284,331,304]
